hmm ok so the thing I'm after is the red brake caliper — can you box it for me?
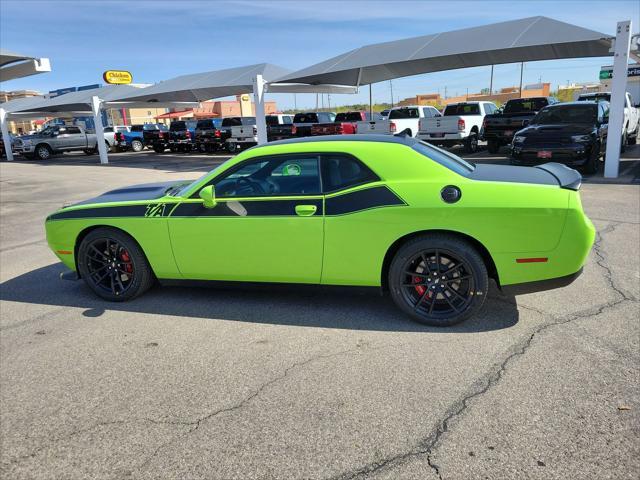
[120,250,133,273]
[414,276,428,296]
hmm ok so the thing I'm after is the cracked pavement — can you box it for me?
[1,151,639,479]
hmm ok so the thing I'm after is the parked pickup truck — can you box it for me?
[356,106,441,137]
[115,124,166,152]
[292,112,336,137]
[481,97,557,153]
[13,125,98,160]
[194,118,223,153]
[311,111,379,136]
[266,114,294,141]
[103,125,130,152]
[220,117,255,143]
[418,101,498,153]
[227,117,257,152]
[167,120,197,153]
[143,124,170,153]
[577,91,639,150]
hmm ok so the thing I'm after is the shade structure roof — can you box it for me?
[111,63,292,103]
[277,16,614,86]
[6,84,198,114]
[0,49,34,67]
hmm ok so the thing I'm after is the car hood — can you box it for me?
[14,134,42,142]
[71,180,189,206]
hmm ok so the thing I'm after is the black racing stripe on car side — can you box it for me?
[171,199,324,217]
[48,202,173,220]
[48,205,149,220]
[325,185,406,216]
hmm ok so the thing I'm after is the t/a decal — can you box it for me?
[145,203,167,217]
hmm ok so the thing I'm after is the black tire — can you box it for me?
[131,139,144,152]
[153,145,165,153]
[198,143,206,153]
[388,234,489,327]
[583,143,600,174]
[620,131,627,153]
[35,144,53,160]
[226,141,236,153]
[83,148,95,155]
[169,146,177,153]
[629,123,639,145]
[463,133,478,153]
[77,228,154,302]
[487,139,500,154]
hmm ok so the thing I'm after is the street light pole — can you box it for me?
[519,62,524,98]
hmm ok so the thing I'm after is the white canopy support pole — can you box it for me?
[604,20,632,178]
[253,74,268,145]
[0,107,14,161]
[91,95,109,165]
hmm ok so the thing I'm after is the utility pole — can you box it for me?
[293,93,297,110]
[328,94,331,110]
[519,62,524,98]
[466,88,469,100]
[369,84,373,119]
[315,93,318,110]
[389,80,394,107]
[444,86,448,99]
[489,65,494,94]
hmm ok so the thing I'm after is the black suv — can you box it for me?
[510,101,609,174]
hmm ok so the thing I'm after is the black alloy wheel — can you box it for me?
[389,235,488,326]
[77,228,154,301]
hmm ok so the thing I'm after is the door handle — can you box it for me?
[295,205,317,217]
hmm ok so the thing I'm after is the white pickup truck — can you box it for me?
[355,105,441,137]
[577,92,639,150]
[417,101,498,153]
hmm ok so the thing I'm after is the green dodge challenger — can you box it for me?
[45,135,595,326]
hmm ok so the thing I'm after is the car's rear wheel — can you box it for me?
[583,143,600,174]
[77,228,154,301]
[131,139,144,152]
[389,234,488,326]
[464,132,478,153]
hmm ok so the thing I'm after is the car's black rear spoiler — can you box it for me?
[534,162,582,191]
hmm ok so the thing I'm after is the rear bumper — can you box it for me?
[482,131,515,143]
[501,267,583,295]
[417,132,466,143]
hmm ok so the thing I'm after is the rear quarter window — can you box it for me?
[412,141,475,176]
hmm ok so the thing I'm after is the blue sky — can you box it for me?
[1,0,638,109]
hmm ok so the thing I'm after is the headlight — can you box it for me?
[571,135,591,143]
[513,135,526,144]
[22,139,32,145]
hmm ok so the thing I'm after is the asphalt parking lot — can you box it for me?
[1,145,639,479]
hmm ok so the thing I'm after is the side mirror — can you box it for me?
[199,185,217,209]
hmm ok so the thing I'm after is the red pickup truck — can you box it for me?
[311,111,377,136]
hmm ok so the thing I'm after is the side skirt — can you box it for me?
[500,267,583,296]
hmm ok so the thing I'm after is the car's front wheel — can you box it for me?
[389,234,488,326]
[35,144,52,160]
[77,228,155,301]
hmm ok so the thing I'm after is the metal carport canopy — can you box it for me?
[277,16,613,86]
[0,48,51,82]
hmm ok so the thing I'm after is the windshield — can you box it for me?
[293,113,318,123]
[176,163,227,197]
[444,104,480,116]
[532,105,597,125]
[412,141,475,176]
[503,98,548,113]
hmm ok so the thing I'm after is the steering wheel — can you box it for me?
[236,177,265,195]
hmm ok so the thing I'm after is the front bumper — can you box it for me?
[14,144,35,153]
[510,143,592,167]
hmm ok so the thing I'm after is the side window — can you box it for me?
[104,127,113,133]
[321,154,380,193]
[66,126,82,134]
[213,155,321,198]
[422,107,432,118]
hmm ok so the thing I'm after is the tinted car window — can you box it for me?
[321,154,379,193]
[413,141,475,176]
[293,113,319,123]
[503,98,548,113]
[532,104,597,125]
[240,117,256,126]
[214,155,321,197]
[577,93,611,102]
[170,121,186,131]
[66,126,82,134]
[131,125,144,132]
[335,112,364,122]
[222,117,242,127]
[443,104,480,116]
[389,108,419,119]
[266,116,280,126]
[104,127,113,133]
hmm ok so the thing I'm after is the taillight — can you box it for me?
[115,132,123,141]
[158,132,164,139]
[482,118,487,128]
[186,131,191,139]
[458,119,465,131]
[253,126,257,135]
[390,122,397,133]
[292,125,298,135]
[215,130,221,138]
[336,124,343,134]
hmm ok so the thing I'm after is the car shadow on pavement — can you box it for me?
[1,263,520,333]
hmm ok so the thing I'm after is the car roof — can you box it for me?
[261,134,418,148]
